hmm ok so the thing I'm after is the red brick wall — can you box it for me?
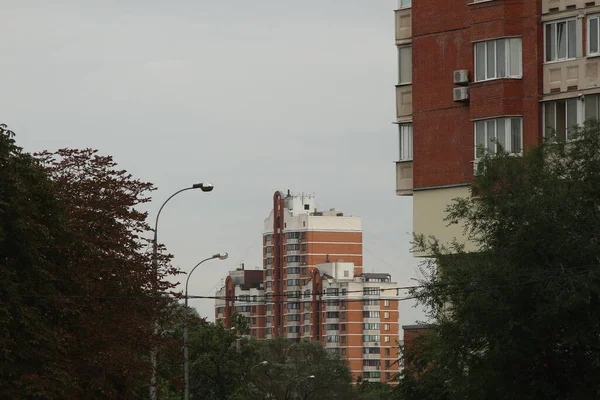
[412,0,542,189]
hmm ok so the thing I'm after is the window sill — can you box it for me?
[395,83,412,88]
[468,0,495,5]
[587,53,600,59]
[471,77,523,84]
[544,58,578,65]
[396,159,413,164]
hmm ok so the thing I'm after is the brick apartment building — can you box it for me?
[215,191,401,382]
[395,0,595,248]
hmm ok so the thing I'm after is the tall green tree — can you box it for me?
[0,125,80,398]
[1,125,179,398]
[403,120,600,399]
[252,338,353,400]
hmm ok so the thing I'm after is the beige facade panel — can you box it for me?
[542,0,587,14]
[396,161,413,196]
[413,186,476,256]
[396,85,413,120]
[395,8,412,43]
[544,58,600,94]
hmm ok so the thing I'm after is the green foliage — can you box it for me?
[251,338,353,400]
[0,125,180,399]
[406,120,600,399]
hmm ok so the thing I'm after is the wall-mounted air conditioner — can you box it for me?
[453,69,469,85]
[453,87,469,102]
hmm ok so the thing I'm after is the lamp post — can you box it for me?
[250,360,268,371]
[184,253,228,400]
[149,182,214,400]
[293,375,315,400]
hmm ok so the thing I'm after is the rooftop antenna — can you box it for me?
[325,254,330,263]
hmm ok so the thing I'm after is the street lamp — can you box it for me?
[184,253,228,400]
[250,360,269,372]
[293,375,315,400]
[149,182,214,400]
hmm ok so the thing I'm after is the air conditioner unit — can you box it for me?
[453,87,469,102]
[453,69,469,85]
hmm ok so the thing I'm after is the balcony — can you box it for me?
[542,0,582,14]
[396,161,413,196]
[363,353,381,360]
[543,57,600,95]
[395,85,412,121]
[326,317,340,323]
[394,6,411,44]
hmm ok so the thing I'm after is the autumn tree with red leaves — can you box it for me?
[0,124,181,399]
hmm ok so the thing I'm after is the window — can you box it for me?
[304,204,310,210]
[363,347,380,354]
[287,302,300,310]
[341,324,346,332]
[344,270,349,277]
[546,19,577,62]
[363,287,381,296]
[384,336,391,343]
[301,244,307,251]
[384,300,390,307]
[287,279,300,286]
[288,314,300,321]
[326,311,339,318]
[384,324,390,331]
[286,255,300,263]
[398,0,411,8]
[363,311,380,318]
[544,99,580,141]
[398,45,412,84]
[326,323,339,330]
[363,360,380,367]
[363,372,381,379]
[385,360,391,368]
[475,117,523,158]
[586,94,600,121]
[363,299,379,306]
[386,372,391,380]
[341,336,346,344]
[363,335,380,342]
[286,232,300,239]
[288,325,300,333]
[286,244,299,251]
[475,38,523,81]
[287,267,300,274]
[384,312,390,319]
[398,124,413,161]
[301,267,307,275]
[341,348,347,356]
[341,312,346,320]
[326,335,340,343]
[326,288,339,296]
[385,348,391,356]
[364,323,380,330]
[266,281,272,288]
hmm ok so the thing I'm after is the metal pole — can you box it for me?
[149,185,208,400]
[150,231,159,400]
[184,255,225,400]
[184,293,190,400]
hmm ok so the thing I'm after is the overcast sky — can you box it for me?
[1,0,426,329]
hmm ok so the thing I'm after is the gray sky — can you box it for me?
[1,1,426,328]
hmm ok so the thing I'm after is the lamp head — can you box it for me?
[261,361,268,366]
[308,375,315,379]
[213,252,228,260]
[192,182,214,192]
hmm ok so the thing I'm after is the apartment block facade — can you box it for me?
[215,192,401,382]
[395,0,598,247]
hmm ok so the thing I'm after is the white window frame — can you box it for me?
[474,38,523,82]
[543,98,582,141]
[474,117,523,160]
[588,15,600,57]
[398,0,411,9]
[545,19,577,63]
[398,123,413,161]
